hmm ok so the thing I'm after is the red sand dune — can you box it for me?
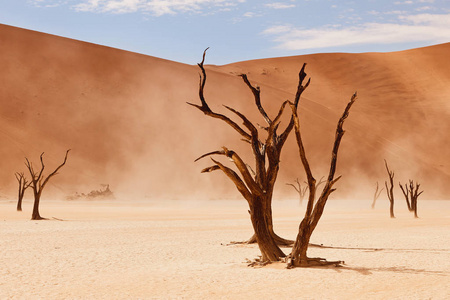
[1,24,449,200]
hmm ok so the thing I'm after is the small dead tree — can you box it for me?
[399,180,423,218]
[399,182,412,211]
[189,49,311,262]
[384,160,395,218]
[287,92,357,268]
[286,178,308,205]
[25,150,70,220]
[371,181,384,209]
[287,176,325,205]
[15,172,31,211]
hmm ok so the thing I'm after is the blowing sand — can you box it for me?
[1,198,449,299]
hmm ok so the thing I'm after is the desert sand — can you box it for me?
[1,198,449,299]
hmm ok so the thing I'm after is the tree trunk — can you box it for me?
[413,199,419,218]
[243,203,294,246]
[389,200,395,219]
[31,193,43,220]
[249,197,285,262]
[17,191,23,212]
[384,161,395,218]
[289,219,311,267]
[405,198,412,211]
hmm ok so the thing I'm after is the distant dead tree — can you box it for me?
[24,150,70,220]
[399,180,423,218]
[371,181,384,209]
[189,49,311,262]
[286,178,308,205]
[287,176,325,205]
[15,172,31,211]
[384,160,395,218]
[287,92,357,268]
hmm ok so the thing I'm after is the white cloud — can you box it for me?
[416,6,432,11]
[70,0,244,16]
[385,10,408,15]
[264,2,295,9]
[263,13,450,51]
[394,1,413,4]
[263,25,292,34]
[29,0,68,7]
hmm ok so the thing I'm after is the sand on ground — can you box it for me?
[1,198,449,299]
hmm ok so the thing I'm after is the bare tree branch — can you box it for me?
[210,158,252,202]
[187,48,252,141]
[239,74,272,125]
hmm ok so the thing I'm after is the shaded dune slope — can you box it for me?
[1,24,449,199]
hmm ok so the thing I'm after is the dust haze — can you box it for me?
[1,24,450,201]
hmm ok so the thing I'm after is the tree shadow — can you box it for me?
[310,243,450,253]
[330,265,449,276]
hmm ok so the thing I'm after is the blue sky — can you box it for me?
[1,0,449,64]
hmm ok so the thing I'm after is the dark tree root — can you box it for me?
[229,236,256,245]
[245,257,272,267]
[229,237,325,248]
[230,233,294,246]
[31,216,48,221]
[246,256,344,268]
[287,257,345,269]
[273,234,295,246]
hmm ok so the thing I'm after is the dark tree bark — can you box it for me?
[287,92,357,268]
[384,160,395,218]
[15,172,31,211]
[189,49,311,262]
[371,181,384,209]
[24,150,70,220]
[400,180,423,218]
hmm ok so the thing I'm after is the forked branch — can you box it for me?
[400,179,423,218]
[288,91,357,268]
[195,147,263,196]
[278,64,310,146]
[187,48,252,141]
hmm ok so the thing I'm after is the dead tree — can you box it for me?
[287,92,357,268]
[15,172,31,211]
[25,150,70,220]
[399,182,412,211]
[384,160,395,218]
[287,176,325,205]
[189,49,310,262]
[399,180,423,218]
[371,181,384,209]
[286,178,308,205]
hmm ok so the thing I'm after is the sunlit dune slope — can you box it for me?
[1,24,449,199]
